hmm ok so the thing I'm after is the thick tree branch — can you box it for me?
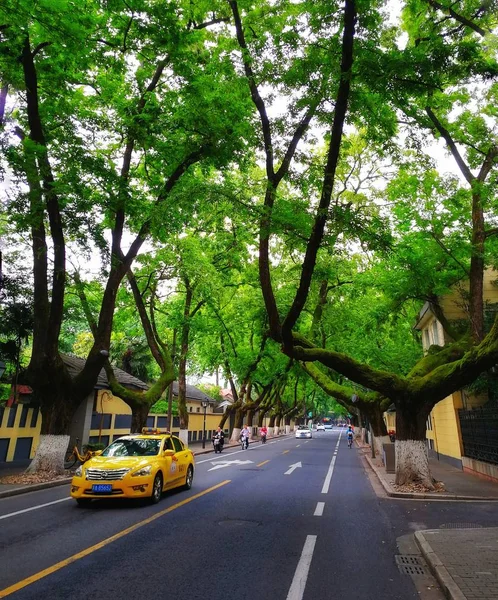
[229,1,274,180]
[0,83,8,127]
[126,269,168,371]
[426,0,487,36]
[425,106,474,184]
[282,0,357,339]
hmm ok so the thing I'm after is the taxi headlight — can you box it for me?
[131,466,152,477]
[75,465,83,477]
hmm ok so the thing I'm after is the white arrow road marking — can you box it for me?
[208,459,253,471]
[284,461,302,475]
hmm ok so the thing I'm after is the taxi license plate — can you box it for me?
[92,484,112,493]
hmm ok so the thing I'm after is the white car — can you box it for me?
[295,426,312,439]
[316,424,325,431]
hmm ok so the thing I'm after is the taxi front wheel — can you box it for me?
[150,473,163,504]
[184,465,193,490]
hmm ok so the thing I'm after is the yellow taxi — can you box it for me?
[70,429,195,506]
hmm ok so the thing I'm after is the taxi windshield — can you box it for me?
[101,438,161,457]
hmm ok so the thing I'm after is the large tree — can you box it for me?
[0,0,250,472]
[228,0,498,488]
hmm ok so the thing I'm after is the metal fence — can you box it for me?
[458,406,498,465]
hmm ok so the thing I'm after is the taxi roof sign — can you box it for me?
[141,427,169,435]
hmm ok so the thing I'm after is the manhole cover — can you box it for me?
[218,519,261,528]
[395,555,427,575]
[439,523,483,529]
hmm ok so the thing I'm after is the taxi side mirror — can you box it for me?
[163,449,175,457]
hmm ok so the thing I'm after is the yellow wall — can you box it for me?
[88,390,222,446]
[427,393,463,460]
[439,270,498,321]
[0,405,42,461]
[383,412,396,432]
[1,390,223,463]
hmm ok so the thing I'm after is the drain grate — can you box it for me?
[439,523,483,529]
[395,555,427,575]
[397,564,427,576]
[396,555,426,566]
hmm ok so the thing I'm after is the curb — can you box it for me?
[0,477,72,499]
[362,453,498,502]
[414,531,467,600]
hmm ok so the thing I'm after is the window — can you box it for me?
[102,438,160,457]
[189,407,193,412]
[432,320,440,345]
[196,407,200,413]
[424,329,430,349]
[171,437,183,452]
[163,438,174,451]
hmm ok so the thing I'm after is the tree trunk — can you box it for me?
[25,361,83,474]
[26,435,69,475]
[394,401,434,489]
[230,407,244,442]
[362,403,389,457]
[131,403,150,433]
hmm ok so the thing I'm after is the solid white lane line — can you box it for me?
[0,497,70,520]
[321,432,342,494]
[321,456,336,494]
[314,502,325,517]
[286,535,317,600]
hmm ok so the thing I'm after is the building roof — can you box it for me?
[62,354,216,402]
[61,353,148,391]
[170,381,216,404]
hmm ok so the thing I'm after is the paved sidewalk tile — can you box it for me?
[416,528,498,600]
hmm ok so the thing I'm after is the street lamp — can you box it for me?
[201,400,209,449]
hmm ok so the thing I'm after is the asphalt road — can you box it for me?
[1,429,498,600]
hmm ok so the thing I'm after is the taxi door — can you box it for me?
[169,436,191,488]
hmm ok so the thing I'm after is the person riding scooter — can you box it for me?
[212,427,225,453]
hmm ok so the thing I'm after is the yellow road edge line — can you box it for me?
[257,460,270,467]
[0,480,231,599]
[282,450,290,454]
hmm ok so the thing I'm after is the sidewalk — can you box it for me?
[415,528,498,600]
[360,442,498,600]
[360,443,498,500]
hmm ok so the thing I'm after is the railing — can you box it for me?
[458,406,498,465]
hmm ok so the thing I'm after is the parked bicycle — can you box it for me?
[64,438,101,468]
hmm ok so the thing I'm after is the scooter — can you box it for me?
[240,436,249,450]
[213,436,223,453]
[261,434,267,444]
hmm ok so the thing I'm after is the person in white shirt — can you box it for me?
[240,425,250,449]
